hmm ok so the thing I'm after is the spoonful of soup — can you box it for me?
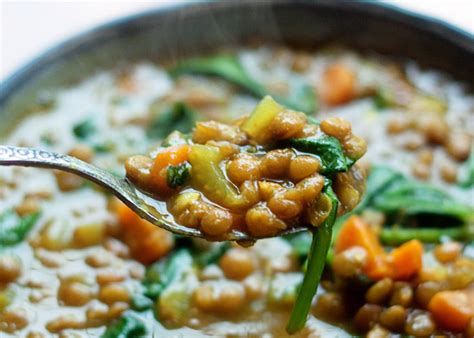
[0,96,366,242]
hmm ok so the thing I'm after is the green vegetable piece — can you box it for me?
[241,96,283,143]
[144,249,193,300]
[0,210,41,247]
[101,314,146,338]
[289,135,350,174]
[380,226,471,245]
[171,55,316,113]
[73,118,96,139]
[188,145,247,209]
[147,102,196,139]
[166,162,191,189]
[287,184,338,334]
[285,232,312,262]
[459,146,474,188]
[373,180,472,221]
[131,294,154,312]
[195,242,231,267]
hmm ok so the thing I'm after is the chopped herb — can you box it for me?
[73,118,96,140]
[166,162,191,189]
[0,210,41,247]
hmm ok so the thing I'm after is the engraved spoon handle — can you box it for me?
[0,145,132,197]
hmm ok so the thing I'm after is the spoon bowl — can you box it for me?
[0,145,307,241]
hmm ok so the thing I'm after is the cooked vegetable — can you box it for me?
[287,184,338,334]
[147,102,196,139]
[171,55,316,113]
[241,95,283,143]
[116,202,174,264]
[0,210,41,247]
[102,314,146,338]
[188,145,247,209]
[150,144,190,193]
[166,162,191,189]
[428,289,474,331]
[380,226,470,245]
[143,249,193,300]
[289,135,353,174]
[73,118,96,139]
[335,216,423,280]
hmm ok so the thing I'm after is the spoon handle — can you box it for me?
[0,145,132,197]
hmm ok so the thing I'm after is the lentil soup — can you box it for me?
[1,46,473,337]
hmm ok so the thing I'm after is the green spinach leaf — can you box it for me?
[459,147,474,188]
[0,210,41,247]
[194,242,230,267]
[143,249,193,300]
[171,55,316,113]
[147,102,196,140]
[286,182,338,334]
[101,314,146,338]
[289,135,351,174]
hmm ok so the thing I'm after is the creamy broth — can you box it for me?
[1,46,472,337]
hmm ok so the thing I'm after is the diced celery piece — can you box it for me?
[241,96,283,143]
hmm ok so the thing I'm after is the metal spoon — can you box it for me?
[0,145,307,242]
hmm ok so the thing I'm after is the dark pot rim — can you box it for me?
[1,0,473,106]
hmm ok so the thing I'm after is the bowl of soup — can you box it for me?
[0,1,473,337]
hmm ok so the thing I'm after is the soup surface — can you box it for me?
[1,45,473,337]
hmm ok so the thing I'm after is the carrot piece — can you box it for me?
[150,145,190,193]
[321,64,355,106]
[428,289,474,332]
[115,202,174,264]
[388,239,423,280]
[335,215,390,280]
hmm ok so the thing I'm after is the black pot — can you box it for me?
[1,0,473,134]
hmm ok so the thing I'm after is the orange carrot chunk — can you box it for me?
[321,64,355,106]
[116,201,174,264]
[388,239,423,280]
[150,144,190,193]
[335,216,423,280]
[428,289,474,332]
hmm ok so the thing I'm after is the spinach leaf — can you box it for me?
[166,162,191,189]
[171,55,316,113]
[143,249,193,300]
[459,147,474,188]
[102,314,146,338]
[380,226,471,245]
[289,135,351,174]
[73,118,96,140]
[287,183,338,334]
[0,210,41,247]
[147,102,196,140]
[373,180,472,221]
[130,294,154,312]
[194,242,230,267]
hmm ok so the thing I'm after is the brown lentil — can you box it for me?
[445,132,471,161]
[270,110,307,139]
[404,310,436,336]
[68,144,94,162]
[313,292,346,321]
[54,171,84,191]
[124,155,152,188]
[98,284,130,305]
[226,153,261,185]
[0,254,22,283]
[200,207,233,236]
[440,161,458,183]
[332,246,368,278]
[434,241,462,263]
[320,117,352,140]
[379,305,407,332]
[219,249,255,280]
[260,149,294,177]
[366,278,393,305]
[288,155,320,181]
[46,315,83,333]
[415,281,445,309]
[15,196,40,216]
[354,304,383,331]
[245,205,287,237]
[389,282,413,307]
[58,280,93,306]
[412,162,431,180]
[0,308,29,333]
